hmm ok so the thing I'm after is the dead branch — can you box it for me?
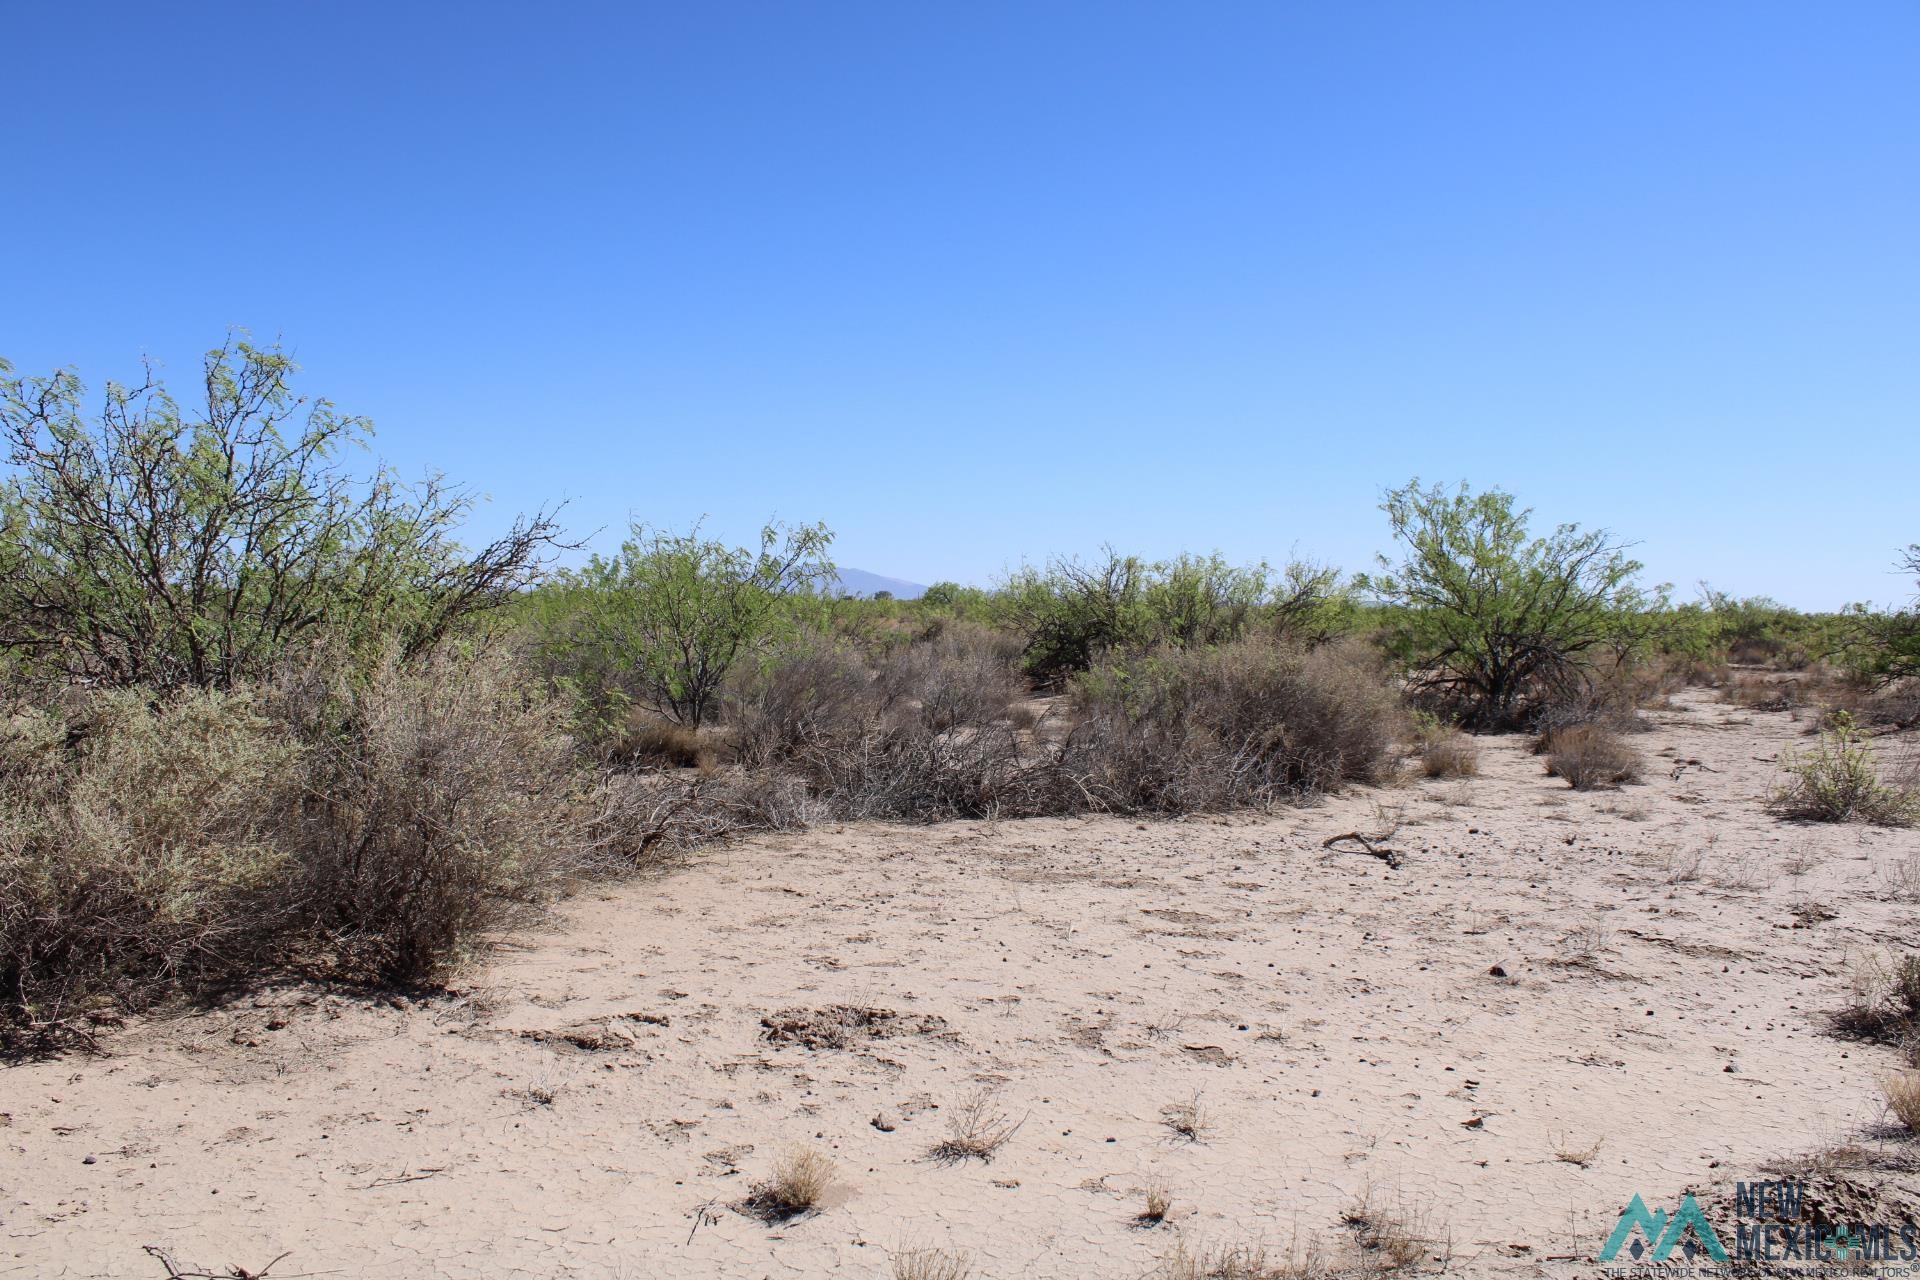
[143,1244,293,1279]
[1322,831,1402,869]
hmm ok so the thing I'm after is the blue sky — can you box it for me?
[6,2,1916,608]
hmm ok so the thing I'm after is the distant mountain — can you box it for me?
[832,568,927,599]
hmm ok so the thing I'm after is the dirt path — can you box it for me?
[4,691,1916,1278]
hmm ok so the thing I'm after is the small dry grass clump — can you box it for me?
[1343,1191,1447,1272]
[1541,723,1640,790]
[1771,714,1919,826]
[1834,951,1920,1042]
[929,1087,1024,1164]
[1886,854,1920,903]
[1553,1133,1605,1167]
[1417,730,1479,779]
[892,1246,972,1280]
[1883,1072,1920,1135]
[1137,1181,1174,1226]
[742,1146,837,1221]
[1150,1236,1329,1280]
[1161,1093,1213,1142]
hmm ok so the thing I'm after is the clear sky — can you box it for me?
[6,2,1916,608]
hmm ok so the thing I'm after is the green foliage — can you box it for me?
[993,550,1352,685]
[1360,479,1657,728]
[1771,711,1918,826]
[535,519,836,733]
[1139,554,1273,648]
[1685,587,1841,668]
[918,581,991,614]
[995,548,1153,683]
[0,340,564,693]
[1841,545,1920,687]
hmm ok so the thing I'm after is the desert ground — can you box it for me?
[4,689,1917,1279]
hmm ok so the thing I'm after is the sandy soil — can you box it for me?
[4,690,1917,1279]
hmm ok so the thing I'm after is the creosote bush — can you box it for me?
[876,620,1024,732]
[727,630,880,768]
[994,549,1350,686]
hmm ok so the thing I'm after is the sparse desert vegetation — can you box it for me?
[929,1086,1025,1164]
[1161,1093,1214,1143]
[1883,1072,1920,1134]
[1414,719,1480,779]
[1137,1181,1175,1227]
[3,660,1915,1276]
[1772,712,1920,826]
[1540,723,1642,791]
[2,342,1919,1277]
[1834,950,1920,1044]
[1342,1190,1447,1273]
[13,0,1920,1268]
[1149,1237,1331,1280]
[893,1245,974,1280]
[742,1146,839,1221]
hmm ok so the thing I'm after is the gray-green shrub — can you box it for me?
[0,646,591,1046]
[0,687,301,1040]
[1067,637,1403,812]
[272,646,587,983]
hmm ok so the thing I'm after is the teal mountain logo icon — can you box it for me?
[1601,1193,1729,1263]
